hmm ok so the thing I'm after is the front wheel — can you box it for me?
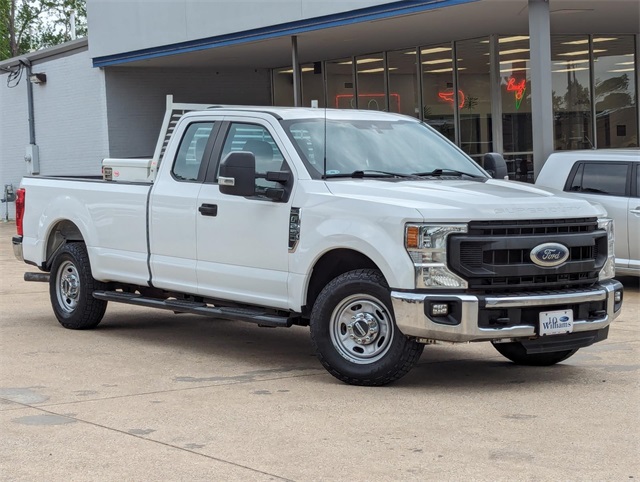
[49,242,108,329]
[492,341,578,366]
[310,269,424,386]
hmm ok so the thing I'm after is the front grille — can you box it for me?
[449,218,606,292]
[467,218,597,236]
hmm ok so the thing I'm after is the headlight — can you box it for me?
[598,217,615,280]
[405,224,468,289]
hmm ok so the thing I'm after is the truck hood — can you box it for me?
[324,178,605,221]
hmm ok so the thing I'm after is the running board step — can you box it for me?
[92,291,293,327]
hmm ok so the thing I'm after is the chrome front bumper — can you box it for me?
[391,280,623,342]
[12,235,23,262]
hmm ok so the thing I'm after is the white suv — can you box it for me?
[536,149,640,276]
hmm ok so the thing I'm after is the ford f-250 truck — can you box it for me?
[12,98,624,385]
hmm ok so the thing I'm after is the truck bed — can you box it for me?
[21,176,152,286]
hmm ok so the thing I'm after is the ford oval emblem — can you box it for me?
[560,316,570,322]
[530,243,569,267]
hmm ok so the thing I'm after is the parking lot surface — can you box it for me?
[1,221,638,481]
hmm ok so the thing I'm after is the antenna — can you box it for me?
[322,104,327,180]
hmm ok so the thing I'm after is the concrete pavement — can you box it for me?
[1,221,638,481]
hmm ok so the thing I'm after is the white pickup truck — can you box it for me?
[12,99,624,385]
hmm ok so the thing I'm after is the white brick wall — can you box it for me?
[0,48,109,219]
[0,73,29,218]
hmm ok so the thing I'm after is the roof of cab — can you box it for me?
[547,149,640,161]
[183,106,416,122]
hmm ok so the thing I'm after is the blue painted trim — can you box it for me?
[93,0,479,67]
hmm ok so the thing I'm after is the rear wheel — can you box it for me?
[49,243,108,329]
[310,269,423,386]
[492,341,578,366]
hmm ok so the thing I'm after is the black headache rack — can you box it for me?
[448,218,607,292]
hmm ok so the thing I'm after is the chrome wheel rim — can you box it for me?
[56,260,80,313]
[329,294,394,364]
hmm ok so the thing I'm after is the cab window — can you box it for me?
[219,123,290,194]
[567,162,629,196]
[172,122,214,182]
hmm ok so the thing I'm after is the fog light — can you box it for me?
[614,291,622,303]
[431,303,449,317]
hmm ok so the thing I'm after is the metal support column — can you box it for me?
[452,41,461,147]
[636,34,640,145]
[489,34,504,156]
[588,35,597,149]
[528,0,554,179]
[291,36,302,107]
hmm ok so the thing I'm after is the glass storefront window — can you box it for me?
[552,35,594,150]
[456,38,493,160]
[301,63,326,108]
[354,53,386,110]
[499,35,534,181]
[387,49,420,117]
[421,44,455,142]
[327,58,356,109]
[273,66,295,106]
[593,36,638,148]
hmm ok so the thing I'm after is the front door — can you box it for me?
[196,120,294,309]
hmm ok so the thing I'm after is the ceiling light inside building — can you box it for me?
[422,58,453,65]
[552,67,590,73]
[558,49,606,57]
[416,47,453,55]
[615,61,635,66]
[554,59,590,65]
[358,67,397,73]
[499,58,529,64]
[608,68,635,73]
[338,58,383,65]
[562,37,618,45]
[278,67,314,74]
[500,67,530,73]
[481,36,530,44]
[424,67,466,73]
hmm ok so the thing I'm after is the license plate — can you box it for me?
[539,309,574,336]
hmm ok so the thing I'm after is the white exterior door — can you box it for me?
[195,120,293,308]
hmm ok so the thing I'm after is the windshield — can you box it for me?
[282,118,486,179]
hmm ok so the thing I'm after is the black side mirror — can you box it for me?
[483,153,509,180]
[219,152,255,197]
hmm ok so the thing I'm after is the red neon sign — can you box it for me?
[438,90,465,109]
[335,93,401,111]
[506,77,526,110]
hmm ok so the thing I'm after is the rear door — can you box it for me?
[149,118,219,293]
[628,163,640,272]
[566,161,631,269]
[195,118,295,308]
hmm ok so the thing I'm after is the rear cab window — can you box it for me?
[565,161,630,197]
[172,122,215,182]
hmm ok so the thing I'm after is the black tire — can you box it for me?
[49,242,108,329]
[492,341,578,366]
[310,269,424,386]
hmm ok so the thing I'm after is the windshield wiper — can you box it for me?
[324,170,414,179]
[411,169,484,179]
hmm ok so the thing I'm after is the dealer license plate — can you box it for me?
[539,309,574,336]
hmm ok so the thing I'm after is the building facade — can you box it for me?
[1,0,638,217]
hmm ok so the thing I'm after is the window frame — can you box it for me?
[563,160,632,197]
[206,121,294,202]
[171,121,219,183]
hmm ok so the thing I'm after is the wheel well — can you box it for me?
[45,220,84,269]
[304,249,382,316]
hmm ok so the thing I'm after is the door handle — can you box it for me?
[199,204,218,216]
[630,208,640,215]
